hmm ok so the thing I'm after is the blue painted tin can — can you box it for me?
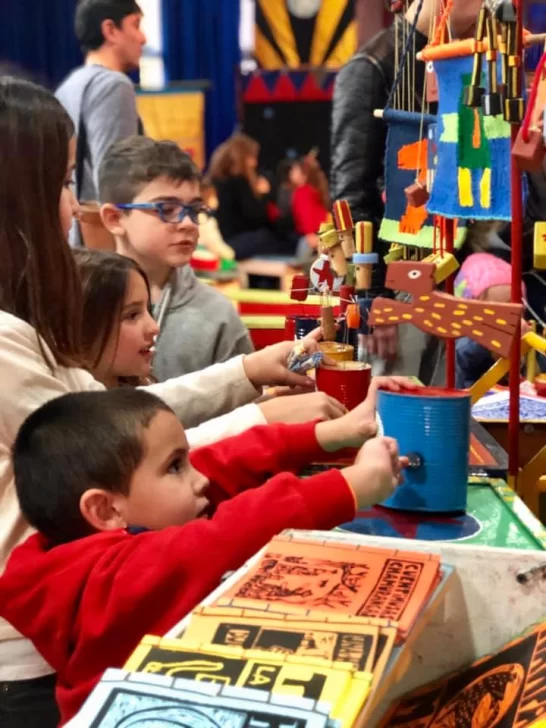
[377,387,471,512]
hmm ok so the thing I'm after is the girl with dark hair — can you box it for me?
[0,76,334,727]
[74,249,159,387]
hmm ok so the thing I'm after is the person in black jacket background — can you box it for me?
[209,133,294,261]
[330,0,482,371]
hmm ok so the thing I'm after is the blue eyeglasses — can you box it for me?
[116,201,210,225]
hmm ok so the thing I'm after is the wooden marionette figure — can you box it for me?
[352,221,378,337]
[332,200,356,258]
[317,221,347,276]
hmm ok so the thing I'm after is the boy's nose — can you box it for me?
[195,474,209,495]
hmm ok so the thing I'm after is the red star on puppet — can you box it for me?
[317,258,335,289]
[355,506,461,540]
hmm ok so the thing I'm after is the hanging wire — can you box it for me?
[385,0,426,110]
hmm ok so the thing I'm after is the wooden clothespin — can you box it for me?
[353,221,378,291]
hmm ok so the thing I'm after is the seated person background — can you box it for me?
[209,133,295,261]
[0,379,414,723]
[454,253,535,389]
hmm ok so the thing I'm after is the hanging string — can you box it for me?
[385,0,426,110]
[414,0,436,184]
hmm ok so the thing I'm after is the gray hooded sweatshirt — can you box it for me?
[152,266,254,381]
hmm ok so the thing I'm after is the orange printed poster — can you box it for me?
[215,535,440,641]
[379,620,546,728]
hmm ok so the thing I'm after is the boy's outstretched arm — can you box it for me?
[191,376,417,504]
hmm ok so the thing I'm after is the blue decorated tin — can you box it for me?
[377,387,471,512]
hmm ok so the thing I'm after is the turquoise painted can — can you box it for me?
[377,387,471,513]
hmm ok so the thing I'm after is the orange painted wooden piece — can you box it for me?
[398,140,429,235]
[346,303,361,329]
[368,261,523,359]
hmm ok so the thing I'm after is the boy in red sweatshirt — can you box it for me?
[0,380,413,724]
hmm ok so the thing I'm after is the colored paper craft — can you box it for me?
[67,668,332,728]
[214,535,441,641]
[378,109,466,250]
[379,620,546,728]
[124,638,372,727]
[181,607,380,672]
[427,55,512,221]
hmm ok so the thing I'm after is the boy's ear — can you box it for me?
[100,203,127,237]
[100,18,118,46]
[80,488,127,533]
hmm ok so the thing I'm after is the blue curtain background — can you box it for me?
[162,0,241,162]
[0,0,81,88]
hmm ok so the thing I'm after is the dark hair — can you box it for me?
[13,389,172,545]
[99,136,201,205]
[75,0,142,53]
[73,249,151,377]
[0,76,84,368]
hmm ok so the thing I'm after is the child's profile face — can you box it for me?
[289,163,307,187]
[121,410,210,530]
[94,270,159,386]
[59,137,78,240]
[119,176,202,270]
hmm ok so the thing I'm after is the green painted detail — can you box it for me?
[439,113,459,143]
[379,219,467,249]
[464,478,546,549]
[458,73,491,170]
[482,114,511,140]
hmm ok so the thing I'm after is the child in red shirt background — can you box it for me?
[0,377,414,724]
[276,152,330,268]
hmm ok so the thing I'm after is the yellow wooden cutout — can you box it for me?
[533,222,546,270]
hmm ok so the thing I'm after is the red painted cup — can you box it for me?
[284,315,296,340]
[316,361,372,410]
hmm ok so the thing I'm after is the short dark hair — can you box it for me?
[99,136,201,205]
[13,389,172,545]
[75,0,142,53]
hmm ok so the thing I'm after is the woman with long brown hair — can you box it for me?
[209,132,294,260]
[0,77,331,726]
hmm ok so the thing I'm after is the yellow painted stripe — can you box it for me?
[310,0,347,65]
[254,26,286,69]
[324,21,357,67]
[257,0,300,67]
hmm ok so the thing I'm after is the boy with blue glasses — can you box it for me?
[99,137,254,380]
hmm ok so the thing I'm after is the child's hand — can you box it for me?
[256,176,271,195]
[259,391,346,424]
[315,376,420,451]
[341,437,406,509]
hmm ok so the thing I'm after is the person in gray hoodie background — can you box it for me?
[98,135,254,380]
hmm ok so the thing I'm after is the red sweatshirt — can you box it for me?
[292,184,329,236]
[0,422,355,725]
